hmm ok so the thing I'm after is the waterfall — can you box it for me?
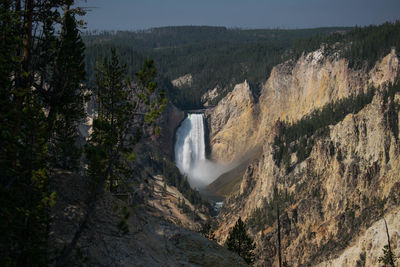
[175,113,206,177]
[175,113,226,188]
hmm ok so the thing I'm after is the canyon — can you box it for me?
[66,45,400,266]
[52,34,400,267]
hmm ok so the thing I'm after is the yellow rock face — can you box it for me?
[208,49,399,163]
[257,49,399,141]
[206,80,258,163]
[208,49,400,266]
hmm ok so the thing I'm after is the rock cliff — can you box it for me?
[202,86,220,106]
[207,48,399,163]
[316,207,400,267]
[172,73,193,88]
[206,80,259,163]
[154,102,185,159]
[206,48,400,266]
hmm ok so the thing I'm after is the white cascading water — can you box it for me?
[175,113,227,188]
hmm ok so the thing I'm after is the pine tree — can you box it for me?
[0,1,84,265]
[201,220,216,241]
[87,50,167,192]
[87,48,133,192]
[0,1,49,265]
[57,50,167,265]
[378,218,397,267]
[47,8,87,169]
[379,245,397,267]
[226,217,256,265]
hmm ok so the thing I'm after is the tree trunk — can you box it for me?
[15,0,33,128]
[277,205,282,267]
[383,218,395,267]
[22,0,33,87]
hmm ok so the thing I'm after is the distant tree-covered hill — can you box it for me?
[84,23,400,109]
[84,26,350,109]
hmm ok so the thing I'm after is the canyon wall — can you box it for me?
[154,102,185,159]
[207,48,400,266]
[207,48,399,163]
[205,80,259,163]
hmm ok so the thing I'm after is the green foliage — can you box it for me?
[225,217,256,265]
[47,10,87,170]
[291,21,400,70]
[0,1,22,92]
[135,59,168,125]
[139,149,207,209]
[160,159,205,208]
[0,104,50,266]
[379,218,398,267]
[378,244,397,266]
[86,48,166,194]
[178,198,192,214]
[274,76,400,171]
[200,220,216,241]
[84,22,400,109]
[130,144,208,214]
[382,76,400,141]
[84,26,347,52]
[343,22,400,70]
[56,48,167,264]
[273,87,375,170]
[1,2,168,264]
[0,1,85,265]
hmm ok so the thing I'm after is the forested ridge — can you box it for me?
[84,22,400,109]
[292,21,400,69]
[84,26,349,52]
[84,26,350,108]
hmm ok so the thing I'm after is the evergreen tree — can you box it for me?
[0,1,84,265]
[201,220,216,241]
[0,1,50,265]
[47,8,87,169]
[56,50,167,265]
[378,218,397,267]
[226,217,256,265]
[87,47,132,192]
[379,245,397,267]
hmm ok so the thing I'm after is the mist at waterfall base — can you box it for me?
[174,114,229,189]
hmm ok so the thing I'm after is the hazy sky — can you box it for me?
[80,0,400,30]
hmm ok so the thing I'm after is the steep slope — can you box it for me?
[249,91,400,266]
[53,99,244,266]
[207,48,400,266]
[207,48,399,163]
[153,102,185,159]
[256,47,398,140]
[49,170,247,266]
[316,207,400,267]
[206,80,259,163]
